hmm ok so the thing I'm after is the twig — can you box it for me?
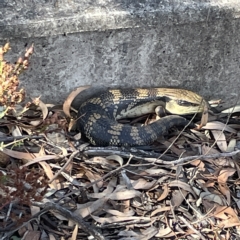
[178,216,207,240]
[143,150,240,165]
[0,135,44,142]
[100,218,151,229]
[48,150,79,184]
[83,146,175,161]
[85,147,240,166]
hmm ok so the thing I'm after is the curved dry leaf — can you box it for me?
[228,124,240,130]
[68,118,77,132]
[211,130,227,152]
[132,178,157,190]
[218,183,231,205]
[168,180,197,198]
[214,206,240,228]
[90,156,119,169]
[75,198,107,218]
[104,209,135,217]
[91,215,150,224]
[218,168,236,183]
[38,161,57,189]
[151,206,171,217]
[200,103,209,126]
[30,205,40,216]
[63,85,91,118]
[232,196,240,210]
[106,154,124,166]
[221,105,240,114]
[182,132,201,141]
[118,230,142,237]
[109,189,141,200]
[88,192,110,199]
[190,129,210,141]
[61,172,81,186]
[145,169,170,175]
[164,231,184,238]
[103,177,117,194]
[226,139,236,152]
[155,227,172,238]
[33,98,48,120]
[21,155,58,167]
[200,192,226,205]
[171,189,187,207]
[214,206,237,219]
[141,227,159,239]
[85,171,103,191]
[11,125,22,137]
[192,186,201,197]
[201,144,220,155]
[2,148,41,161]
[162,140,185,156]
[202,121,237,133]
[71,224,78,240]
[121,170,132,189]
[29,120,43,126]
[157,184,169,202]
[190,159,205,169]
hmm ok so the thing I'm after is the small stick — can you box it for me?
[0,135,44,142]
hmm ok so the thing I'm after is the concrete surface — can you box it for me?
[1,0,240,106]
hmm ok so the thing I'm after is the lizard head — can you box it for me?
[162,88,208,115]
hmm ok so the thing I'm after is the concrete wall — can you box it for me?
[1,0,240,106]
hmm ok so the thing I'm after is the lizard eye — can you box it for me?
[177,100,198,107]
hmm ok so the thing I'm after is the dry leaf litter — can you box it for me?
[0,43,240,240]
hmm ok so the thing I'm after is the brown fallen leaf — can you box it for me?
[200,192,226,206]
[169,180,197,198]
[202,121,237,133]
[104,208,135,217]
[132,178,157,190]
[71,224,78,240]
[200,102,209,127]
[226,138,236,152]
[218,183,231,205]
[21,155,59,167]
[201,144,221,155]
[190,159,205,169]
[91,215,150,224]
[32,97,48,120]
[141,226,159,239]
[108,189,142,200]
[75,198,107,218]
[157,184,169,202]
[85,170,103,192]
[63,85,91,118]
[217,168,236,183]
[24,230,41,240]
[171,189,188,207]
[105,154,124,166]
[162,140,185,157]
[2,148,41,161]
[39,161,58,189]
[211,130,227,152]
[214,206,240,228]
[118,230,143,238]
[151,206,171,217]
[155,227,173,237]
